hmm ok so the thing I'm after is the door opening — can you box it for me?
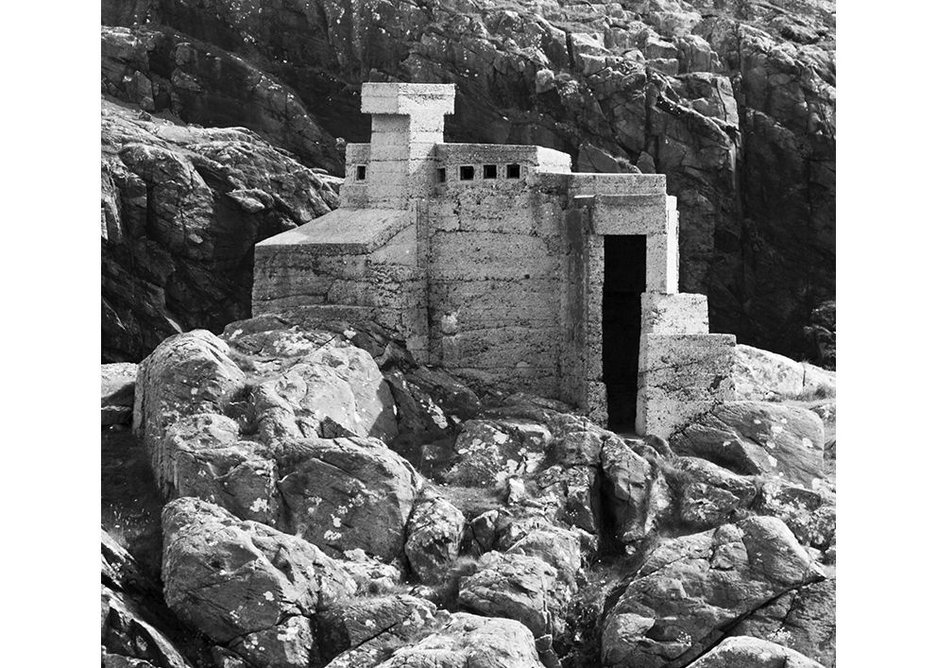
[603,235,646,433]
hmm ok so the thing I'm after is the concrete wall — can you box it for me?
[252,211,430,359]
[424,167,570,397]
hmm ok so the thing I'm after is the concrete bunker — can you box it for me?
[252,82,737,438]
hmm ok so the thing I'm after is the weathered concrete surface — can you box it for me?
[250,82,735,436]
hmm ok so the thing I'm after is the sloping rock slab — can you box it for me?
[161,497,356,665]
[670,401,825,487]
[684,635,822,667]
[317,595,443,667]
[458,551,569,639]
[601,516,824,668]
[276,436,420,561]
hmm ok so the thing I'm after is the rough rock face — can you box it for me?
[684,636,823,668]
[101,98,340,362]
[101,530,200,668]
[161,497,357,666]
[316,595,443,666]
[670,401,826,487]
[370,612,546,668]
[458,551,569,639]
[405,490,466,584]
[600,435,672,552]
[277,436,419,560]
[734,345,835,401]
[103,362,139,425]
[119,314,836,667]
[601,516,825,668]
[666,456,757,530]
[727,579,834,667]
[103,0,835,361]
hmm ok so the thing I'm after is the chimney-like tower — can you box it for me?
[359,82,456,208]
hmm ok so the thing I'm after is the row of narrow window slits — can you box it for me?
[353,164,522,182]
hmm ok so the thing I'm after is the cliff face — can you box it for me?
[102,0,834,362]
[101,98,340,362]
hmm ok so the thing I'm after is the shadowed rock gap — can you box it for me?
[603,234,646,433]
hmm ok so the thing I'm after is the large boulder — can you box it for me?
[684,636,823,668]
[444,418,553,488]
[133,325,409,545]
[601,516,825,668]
[133,330,246,494]
[458,551,570,639]
[277,436,420,561]
[666,456,758,531]
[316,595,443,667]
[670,401,826,487]
[734,345,835,401]
[369,612,545,668]
[161,497,357,666]
[728,579,835,667]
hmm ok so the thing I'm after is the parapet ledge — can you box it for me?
[361,82,456,116]
[568,173,667,197]
[256,208,413,256]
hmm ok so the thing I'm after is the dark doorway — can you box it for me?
[603,235,646,433]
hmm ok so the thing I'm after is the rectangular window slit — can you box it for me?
[459,165,475,181]
[506,163,521,179]
[483,164,497,179]
[355,165,367,181]
[437,167,447,182]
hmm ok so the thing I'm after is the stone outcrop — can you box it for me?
[316,595,443,667]
[684,636,823,668]
[600,435,672,553]
[102,0,835,363]
[118,314,836,667]
[277,436,419,560]
[727,580,835,667]
[102,25,341,172]
[161,497,357,666]
[367,612,546,668]
[404,490,466,584]
[734,345,835,401]
[101,530,198,668]
[101,99,340,362]
[670,401,826,487]
[602,516,825,668]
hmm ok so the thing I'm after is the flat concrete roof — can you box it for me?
[257,208,411,255]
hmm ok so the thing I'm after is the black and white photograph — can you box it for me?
[9,1,933,666]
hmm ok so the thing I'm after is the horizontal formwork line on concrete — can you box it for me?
[430,319,561,334]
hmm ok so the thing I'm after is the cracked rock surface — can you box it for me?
[105,314,836,667]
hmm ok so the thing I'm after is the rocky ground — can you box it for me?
[101,0,835,365]
[102,314,835,667]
